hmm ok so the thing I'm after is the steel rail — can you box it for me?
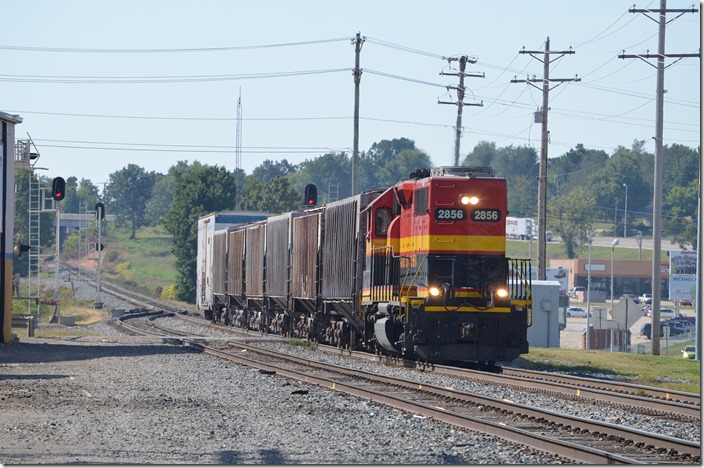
[433,365,700,420]
[119,313,700,462]
[198,339,700,460]
[501,367,701,406]
[186,340,641,465]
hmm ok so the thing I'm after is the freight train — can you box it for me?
[196,166,532,368]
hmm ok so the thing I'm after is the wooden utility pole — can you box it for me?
[351,32,364,195]
[619,0,698,356]
[511,37,579,280]
[439,56,484,166]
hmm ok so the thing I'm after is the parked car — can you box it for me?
[682,346,696,359]
[646,307,677,318]
[639,293,652,304]
[566,307,589,318]
[569,287,585,298]
[640,322,663,340]
[662,320,688,336]
[639,322,680,339]
[675,299,693,307]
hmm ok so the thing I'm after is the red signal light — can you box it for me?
[51,177,66,201]
[304,184,317,207]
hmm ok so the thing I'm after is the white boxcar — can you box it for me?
[196,211,271,312]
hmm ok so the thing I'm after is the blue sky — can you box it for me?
[2,0,700,188]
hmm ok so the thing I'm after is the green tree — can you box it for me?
[548,144,609,198]
[497,145,539,218]
[162,165,237,302]
[238,176,299,213]
[251,159,296,184]
[76,178,100,212]
[62,176,80,213]
[587,141,652,230]
[548,187,597,259]
[145,161,199,226]
[287,152,351,203]
[664,178,698,249]
[462,141,496,167]
[663,143,700,204]
[102,164,157,239]
[364,147,433,191]
[358,138,431,190]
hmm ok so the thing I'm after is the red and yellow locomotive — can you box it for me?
[361,166,532,366]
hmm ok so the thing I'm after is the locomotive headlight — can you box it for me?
[460,194,479,205]
[429,286,441,297]
[495,288,509,299]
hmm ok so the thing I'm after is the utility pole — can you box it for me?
[438,55,484,166]
[351,32,364,195]
[511,37,580,280]
[619,0,698,355]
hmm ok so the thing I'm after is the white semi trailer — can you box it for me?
[506,216,533,240]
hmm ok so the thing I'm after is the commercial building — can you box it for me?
[550,258,668,299]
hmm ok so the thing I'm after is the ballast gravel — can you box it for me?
[156,316,700,444]
[1,329,565,465]
[3,278,697,464]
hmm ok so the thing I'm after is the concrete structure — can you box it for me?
[56,213,116,250]
[551,258,670,299]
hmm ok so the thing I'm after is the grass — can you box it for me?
[515,345,700,394]
[506,239,669,262]
[94,225,177,297]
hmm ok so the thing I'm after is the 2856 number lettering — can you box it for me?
[434,208,466,221]
[471,208,501,222]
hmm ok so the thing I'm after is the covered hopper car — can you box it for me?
[196,166,532,368]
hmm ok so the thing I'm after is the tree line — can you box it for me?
[13,137,700,303]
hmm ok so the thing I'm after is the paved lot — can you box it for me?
[559,309,695,353]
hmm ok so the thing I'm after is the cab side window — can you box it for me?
[375,208,393,237]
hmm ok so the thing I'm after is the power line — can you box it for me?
[0,68,350,84]
[0,37,352,54]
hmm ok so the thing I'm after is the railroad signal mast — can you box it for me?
[51,177,65,293]
[95,202,105,309]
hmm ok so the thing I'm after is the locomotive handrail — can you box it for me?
[400,254,428,296]
[509,258,533,326]
[369,245,411,303]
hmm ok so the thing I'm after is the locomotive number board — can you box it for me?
[433,208,502,222]
[434,208,466,220]
[471,208,501,222]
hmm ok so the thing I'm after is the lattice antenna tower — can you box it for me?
[236,88,242,174]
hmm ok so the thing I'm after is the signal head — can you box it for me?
[51,177,66,201]
[304,184,318,207]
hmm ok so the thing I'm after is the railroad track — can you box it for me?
[163,309,701,422]
[117,311,701,464]
[95,272,700,425]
